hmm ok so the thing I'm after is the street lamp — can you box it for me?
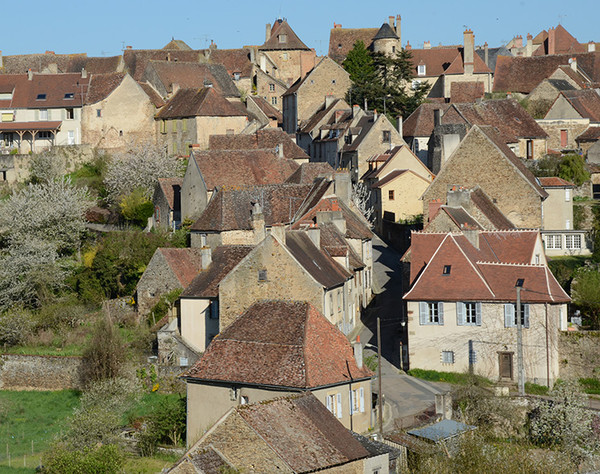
[515,278,525,396]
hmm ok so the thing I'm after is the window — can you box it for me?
[545,234,562,249]
[154,206,160,223]
[36,93,47,101]
[67,130,75,145]
[1,113,14,122]
[337,291,341,311]
[282,52,288,61]
[565,189,571,202]
[329,293,334,316]
[504,303,530,328]
[566,234,582,249]
[338,43,342,50]
[37,131,51,139]
[419,302,444,325]
[278,34,287,43]
[271,96,277,105]
[443,265,451,275]
[560,129,568,148]
[0,92,13,100]
[411,80,422,90]
[240,396,249,405]
[326,393,342,418]
[209,300,219,319]
[96,109,102,118]
[388,190,394,200]
[392,46,396,53]
[566,219,571,230]
[457,302,481,325]
[182,119,187,132]
[258,269,267,281]
[269,83,275,92]
[233,72,240,81]
[64,92,74,100]
[418,64,426,76]
[226,129,234,135]
[441,351,455,364]
[382,130,391,142]
[332,79,336,84]
[160,120,166,134]
[350,387,365,415]
[66,108,74,120]
[526,139,533,159]
[39,109,48,121]
[119,130,123,136]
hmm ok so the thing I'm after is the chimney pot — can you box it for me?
[81,68,87,79]
[27,69,33,80]
[388,16,394,27]
[265,23,272,42]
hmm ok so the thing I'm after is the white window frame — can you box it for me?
[565,188,571,201]
[67,130,75,145]
[504,303,530,328]
[419,302,444,325]
[546,234,562,249]
[326,392,342,419]
[39,109,48,121]
[457,302,481,326]
[565,234,582,250]
[349,387,365,415]
[417,64,426,76]
[441,350,455,364]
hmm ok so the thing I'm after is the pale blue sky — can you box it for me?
[2,0,598,57]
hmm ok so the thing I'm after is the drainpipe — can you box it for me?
[545,303,550,388]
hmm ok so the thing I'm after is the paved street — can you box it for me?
[360,235,449,432]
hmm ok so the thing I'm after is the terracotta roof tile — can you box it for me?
[286,162,334,184]
[259,20,311,51]
[183,301,372,387]
[577,126,600,141]
[66,56,123,75]
[157,248,203,287]
[403,102,451,138]
[180,246,254,298]
[209,128,308,161]
[538,176,575,187]
[123,49,202,81]
[137,82,165,107]
[560,89,600,121]
[205,48,254,78]
[328,28,378,64]
[0,53,86,74]
[155,87,247,119]
[247,95,283,122]
[84,72,126,104]
[0,72,89,109]
[450,81,485,103]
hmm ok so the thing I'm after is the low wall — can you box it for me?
[0,354,84,390]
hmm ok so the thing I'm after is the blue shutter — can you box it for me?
[438,303,444,325]
[524,304,530,328]
[504,304,514,328]
[456,302,465,326]
[419,302,427,325]
[336,393,342,419]
[359,387,365,413]
[476,303,482,326]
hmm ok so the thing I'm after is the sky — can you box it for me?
[1,0,598,58]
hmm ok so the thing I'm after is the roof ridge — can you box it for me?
[476,261,545,267]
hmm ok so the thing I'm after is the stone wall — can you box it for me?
[558,331,600,379]
[0,354,84,390]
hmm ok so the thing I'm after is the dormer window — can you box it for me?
[64,92,74,99]
[418,64,426,76]
[278,34,287,44]
[36,93,47,101]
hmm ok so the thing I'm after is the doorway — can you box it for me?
[499,352,514,380]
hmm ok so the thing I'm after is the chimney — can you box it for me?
[334,171,351,206]
[27,69,33,80]
[548,27,556,55]
[447,186,471,209]
[405,41,412,50]
[277,142,284,158]
[265,23,272,42]
[332,212,346,235]
[424,41,431,49]
[260,54,266,72]
[251,202,266,243]
[81,68,87,79]
[433,108,441,127]
[388,15,394,27]
[209,40,217,50]
[484,42,489,67]
[325,94,335,108]
[167,52,171,62]
[307,225,320,248]
[352,104,360,118]
[201,246,212,270]
[463,29,474,75]
[334,109,345,123]
[353,335,363,369]
[589,41,596,53]
[249,47,256,63]
[397,115,403,137]
[126,45,132,49]
[270,223,286,243]
[463,228,480,249]
[373,109,378,122]
[514,35,523,48]
[316,210,334,226]
[570,57,577,72]
[396,15,401,44]
[526,34,533,56]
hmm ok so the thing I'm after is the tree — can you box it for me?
[119,187,155,227]
[104,141,182,203]
[557,153,590,186]
[28,150,65,184]
[571,264,600,328]
[82,316,128,383]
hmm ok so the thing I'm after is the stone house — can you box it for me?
[82,72,159,149]
[539,177,591,256]
[295,97,350,154]
[136,247,204,316]
[182,301,373,444]
[0,71,89,153]
[152,178,182,230]
[253,67,288,112]
[155,87,248,155]
[245,95,283,128]
[576,126,600,155]
[180,147,299,221]
[282,56,351,134]
[203,47,255,97]
[402,103,450,164]
[173,393,389,473]
[539,89,600,150]
[403,230,569,386]
[177,245,254,352]
[527,65,588,103]
[421,125,548,228]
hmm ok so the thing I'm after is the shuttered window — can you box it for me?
[419,302,444,325]
[504,303,530,328]
[456,302,482,326]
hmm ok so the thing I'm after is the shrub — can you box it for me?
[120,188,155,227]
[149,288,182,325]
[558,154,590,186]
[137,396,187,456]
[82,316,128,383]
[42,443,124,474]
[0,307,34,346]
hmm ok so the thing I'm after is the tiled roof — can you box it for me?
[300,98,350,134]
[342,113,377,152]
[145,60,240,98]
[190,148,299,190]
[493,52,600,93]
[409,47,491,77]
[0,121,61,132]
[123,49,201,81]
[285,232,352,288]
[157,248,204,288]
[446,99,548,142]
[183,301,372,387]
[436,206,483,230]
[404,231,570,303]
[84,72,126,104]
[319,223,365,270]
[556,65,589,88]
[577,126,600,141]
[532,25,585,56]
[247,95,283,122]
[157,178,183,209]
[450,81,485,103]
[137,82,165,108]
[190,183,315,232]
[559,89,600,121]
[0,53,86,74]
[372,169,425,188]
[66,56,123,75]
[328,27,379,64]
[0,73,89,109]
[180,246,253,298]
[538,176,575,187]
[469,187,515,229]
[206,48,254,78]
[286,162,334,184]
[155,87,247,119]
[293,196,373,241]
[208,128,308,161]
[162,39,192,51]
[260,19,311,51]
[403,102,451,138]
[475,46,512,73]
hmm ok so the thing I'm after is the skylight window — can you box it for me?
[36,93,47,100]
[64,93,74,99]
[443,265,452,275]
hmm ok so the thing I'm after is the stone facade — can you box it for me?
[181,157,209,221]
[558,331,600,380]
[0,355,84,390]
[537,119,590,150]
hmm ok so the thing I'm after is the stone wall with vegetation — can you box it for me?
[0,354,84,390]
[558,331,600,379]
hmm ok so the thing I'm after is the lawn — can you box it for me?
[408,368,492,386]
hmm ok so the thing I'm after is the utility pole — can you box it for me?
[516,282,525,396]
[377,316,383,435]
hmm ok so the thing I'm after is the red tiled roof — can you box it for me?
[404,231,569,303]
[0,121,61,132]
[247,95,283,122]
[209,128,308,161]
[0,73,89,109]
[538,176,575,187]
[137,82,165,108]
[450,81,485,103]
[157,248,203,288]
[183,300,372,387]
[206,48,254,78]
[260,20,311,51]
[155,87,247,119]
[191,148,299,190]
[328,28,378,64]
[0,53,87,75]
[85,72,126,105]
[577,126,600,142]
[403,102,451,138]
[180,245,254,298]
[286,162,334,184]
[409,47,490,78]
[157,177,183,209]
[123,49,202,81]
[559,89,600,121]
[67,56,123,75]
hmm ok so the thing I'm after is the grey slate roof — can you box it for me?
[373,23,399,41]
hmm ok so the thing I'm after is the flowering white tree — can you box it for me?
[104,141,182,203]
[352,181,374,224]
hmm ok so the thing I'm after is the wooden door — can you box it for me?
[499,352,513,380]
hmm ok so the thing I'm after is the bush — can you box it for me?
[558,154,590,186]
[120,188,155,227]
[0,308,34,347]
[82,316,128,383]
[42,443,124,474]
[138,396,187,456]
[149,288,182,325]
